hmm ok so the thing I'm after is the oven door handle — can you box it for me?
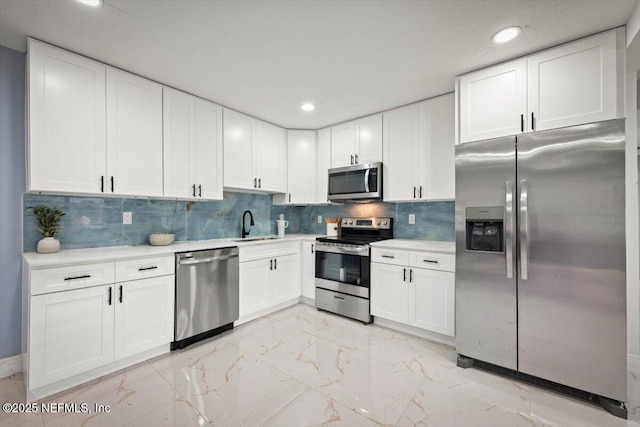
[315,244,369,257]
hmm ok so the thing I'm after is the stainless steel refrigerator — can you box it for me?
[455,119,626,407]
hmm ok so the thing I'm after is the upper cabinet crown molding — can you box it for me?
[456,28,625,144]
[330,113,382,168]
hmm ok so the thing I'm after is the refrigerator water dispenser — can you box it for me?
[465,207,504,252]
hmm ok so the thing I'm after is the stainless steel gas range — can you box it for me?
[314,217,393,323]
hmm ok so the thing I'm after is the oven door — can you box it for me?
[315,243,370,298]
[327,162,382,201]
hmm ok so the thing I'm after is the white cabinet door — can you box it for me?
[29,285,114,389]
[409,268,455,336]
[383,104,420,202]
[256,121,287,192]
[527,29,621,132]
[224,109,256,190]
[331,122,357,167]
[163,87,196,198]
[28,39,106,193]
[195,98,223,200]
[370,263,408,323]
[458,59,527,143]
[287,130,317,204]
[106,68,163,197]
[419,94,455,200]
[301,242,316,299]
[315,127,331,203]
[272,254,301,305]
[114,276,174,360]
[355,113,383,164]
[239,259,271,318]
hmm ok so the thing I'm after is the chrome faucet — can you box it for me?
[241,210,255,238]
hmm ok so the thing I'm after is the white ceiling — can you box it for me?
[0,0,636,129]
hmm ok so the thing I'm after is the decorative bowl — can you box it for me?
[148,233,175,246]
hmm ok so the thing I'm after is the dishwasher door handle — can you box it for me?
[179,255,238,265]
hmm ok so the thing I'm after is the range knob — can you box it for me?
[348,220,354,225]
[376,220,381,225]
[382,221,388,226]
[342,219,347,225]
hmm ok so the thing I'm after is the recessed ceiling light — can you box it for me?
[492,26,521,44]
[77,0,103,7]
[300,103,315,112]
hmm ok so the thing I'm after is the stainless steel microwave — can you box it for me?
[327,162,382,202]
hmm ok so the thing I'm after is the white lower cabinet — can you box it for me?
[301,241,316,299]
[239,243,302,321]
[371,248,455,336]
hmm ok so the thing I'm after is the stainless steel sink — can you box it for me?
[232,237,280,242]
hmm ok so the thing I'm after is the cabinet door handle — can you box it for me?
[138,266,158,271]
[119,285,123,303]
[419,186,423,199]
[413,186,416,199]
[100,176,104,193]
[354,154,358,164]
[258,178,261,188]
[110,176,114,192]
[198,184,202,197]
[108,287,112,305]
[409,269,413,282]
[381,255,395,259]
[403,268,406,282]
[64,274,91,281]
[520,114,524,132]
[311,244,314,254]
[274,258,277,270]
[192,184,196,197]
[253,178,257,188]
[531,112,535,131]
[350,155,354,165]
[270,259,273,270]
[289,193,291,203]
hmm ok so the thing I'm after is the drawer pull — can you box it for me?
[423,259,439,264]
[138,266,158,271]
[333,295,345,301]
[381,255,395,259]
[64,274,91,281]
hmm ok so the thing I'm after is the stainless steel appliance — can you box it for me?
[315,217,393,322]
[172,247,239,350]
[327,162,382,202]
[455,119,627,416]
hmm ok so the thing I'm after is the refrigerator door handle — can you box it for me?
[505,181,514,279]
[520,180,529,280]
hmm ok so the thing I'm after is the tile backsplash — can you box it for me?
[23,193,454,252]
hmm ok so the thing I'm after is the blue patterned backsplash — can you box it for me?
[23,193,454,252]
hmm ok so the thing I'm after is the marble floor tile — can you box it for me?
[262,388,379,427]
[0,374,43,427]
[224,316,304,357]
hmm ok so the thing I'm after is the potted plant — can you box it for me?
[31,205,66,254]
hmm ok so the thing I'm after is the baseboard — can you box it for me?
[0,354,23,378]
[299,296,314,306]
[629,353,640,374]
[235,298,300,326]
[373,317,456,347]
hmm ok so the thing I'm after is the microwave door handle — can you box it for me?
[364,168,370,193]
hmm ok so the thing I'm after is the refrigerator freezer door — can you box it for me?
[455,137,518,370]
[517,119,626,401]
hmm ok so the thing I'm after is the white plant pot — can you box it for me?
[37,237,60,254]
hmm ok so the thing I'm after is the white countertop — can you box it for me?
[370,239,455,254]
[23,234,321,268]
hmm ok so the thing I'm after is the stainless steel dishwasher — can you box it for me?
[172,246,239,350]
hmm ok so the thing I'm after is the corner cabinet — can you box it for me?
[383,94,455,202]
[163,88,223,200]
[371,247,455,337]
[274,130,317,205]
[224,109,287,193]
[331,114,382,167]
[456,28,625,144]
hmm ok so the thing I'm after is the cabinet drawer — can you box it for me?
[408,252,455,273]
[31,263,115,296]
[239,241,299,263]
[115,255,175,282]
[370,248,409,266]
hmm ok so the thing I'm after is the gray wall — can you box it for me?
[0,46,25,359]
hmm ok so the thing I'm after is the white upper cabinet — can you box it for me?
[458,59,527,144]
[330,113,382,167]
[315,127,332,203]
[163,88,223,200]
[457,28,624,144]
[256,121,287,193]
[106,68,163,197]
[276,130,317,205]
[527,29,623,132]
[383,94,455,202]
[28,39,106,194]
[224,109,287,193]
